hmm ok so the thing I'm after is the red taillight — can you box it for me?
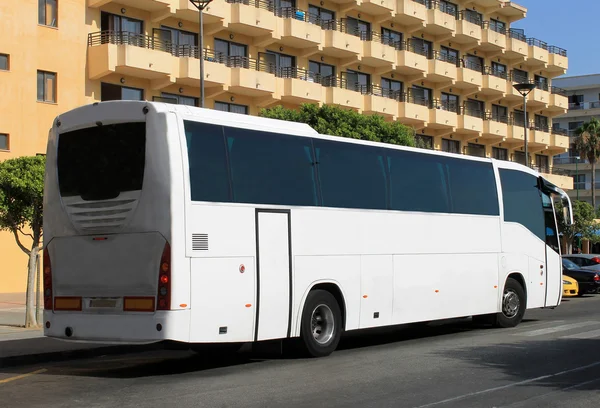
[43,248,53,310]
[156,242,171,310]
[591,257,600,264]
[594,274,600,282]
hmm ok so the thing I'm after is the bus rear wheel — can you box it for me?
[299,289,342,358]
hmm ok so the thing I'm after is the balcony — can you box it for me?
[454,12,482,44]
[178,48,230,88]
[524,38,549,68]
[167,0,229,24]
[548,46,568,74]
[228,56,277,96]
[395,41,428,75]
[228,0,277,36]
[362,33,396,68]
[398,94,430,126]
[482,67,507,97]
[480,22,506,51]
[276,8,322,48]
[508,118,525,142]
[87,31,174,80]
[424,1,456,35]
[483,114,508,140]
[457,107,484,135]
[88,0,171,12]
[455,62,483,90]
[429,100,458,129]
[505,30,528,60]
[427,52,457,82]
[529,124,551,147]
[355,0,395,16]
[363,86,400,119]
[527,84,550,109]
[322,21,362,58]
[548,86,568,113]
[394,0,427,26]
[551,132,570,153]
[324,79,364,110]
[278,67,323,104]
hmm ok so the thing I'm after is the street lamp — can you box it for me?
[513,82,536,167]
[575,155,580,201]
[189,0,214,108]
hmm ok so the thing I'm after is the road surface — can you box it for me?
[2,295,600,408]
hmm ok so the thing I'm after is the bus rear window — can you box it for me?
[57,122,146,201]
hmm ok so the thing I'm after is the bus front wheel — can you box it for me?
[299,289,342,358]
[494,277,526,328]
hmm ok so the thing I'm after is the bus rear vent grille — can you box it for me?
[192,234,209,251]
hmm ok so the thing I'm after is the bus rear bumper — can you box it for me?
[42,309,191,344]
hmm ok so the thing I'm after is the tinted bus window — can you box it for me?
[224,126,318,206]
[314,139,388,210]
[57,122,146,201]
[500,169,544,240]
[387,149,450,213]
[446,159,499,215]
[184,121,231,203]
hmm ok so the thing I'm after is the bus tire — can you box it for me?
[299,289,342,358]
[494,277,526,328]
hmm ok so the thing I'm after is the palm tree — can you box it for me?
[575,117,600,210]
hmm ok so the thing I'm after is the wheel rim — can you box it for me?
[311,304,335,345]
[502,289,520,318]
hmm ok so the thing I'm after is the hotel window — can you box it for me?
[101,83,144,101]
[37,71,56,103]
[492,147,508,161]
[0,134,8,151]
[442,138,460,154]
[156,93,198,107]
[39,0,58,27]
[0,54,8,71]
[214,102,248,115]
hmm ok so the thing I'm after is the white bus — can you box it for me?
[42,101,573,357]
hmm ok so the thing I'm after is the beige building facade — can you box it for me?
[1,0,572,293]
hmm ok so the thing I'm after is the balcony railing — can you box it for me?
[526,37,548,50]
[553,156,586,165]
[457,10,483,27]
[549,45,567,57]
[88,30,171,50]
[433,50,459,65]
[427,0,457,16]
[551,86,567,96]
[509,28,527,42]
[482,21,507,35]
[460,106,485,119]
[370,85,403,100]
[484,66,508,79]
[485,112,509,124]
[433,99,460,113]
[551,128,569,136]
[569,101,600,110]
[226,0,274,12]
[462,60,483,73]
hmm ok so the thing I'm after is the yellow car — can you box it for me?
[563,275,579,297]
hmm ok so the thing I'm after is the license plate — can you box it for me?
[89,298,118,308]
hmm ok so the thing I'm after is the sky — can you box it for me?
[510,0,597,78]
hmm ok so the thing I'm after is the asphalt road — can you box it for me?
[2,296,600,408]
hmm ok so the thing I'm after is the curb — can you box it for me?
[0,343,163,368]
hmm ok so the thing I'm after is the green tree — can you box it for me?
[574,117,600,210]
[0,156,45,328]
[555,199,599,253]
[259,104,422,147]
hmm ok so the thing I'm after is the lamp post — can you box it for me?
[575,155,580,201]
[513,82,536,167]
[189,0,214,108]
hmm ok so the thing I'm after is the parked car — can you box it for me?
[563,254,600,271]
[561,258,600,296]
[562,275,579,298]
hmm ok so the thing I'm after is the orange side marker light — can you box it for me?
[180,304,187,308]
[245,304,252,308]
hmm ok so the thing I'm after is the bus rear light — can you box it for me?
[123,296,155,312]
[592,257,600,264]
[54,296,82,311]
[43,248,53,311]
[156,242,171,311]
[594,274,600,282]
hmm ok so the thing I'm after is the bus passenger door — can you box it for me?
[542,192,562,306]
[255,210,292,341]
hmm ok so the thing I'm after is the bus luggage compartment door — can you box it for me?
[255,210,292,342]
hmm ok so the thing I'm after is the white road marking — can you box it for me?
[515,321,599,337]
[411,360,600,408]
[560,328,600,339]
[497,376,600,407]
